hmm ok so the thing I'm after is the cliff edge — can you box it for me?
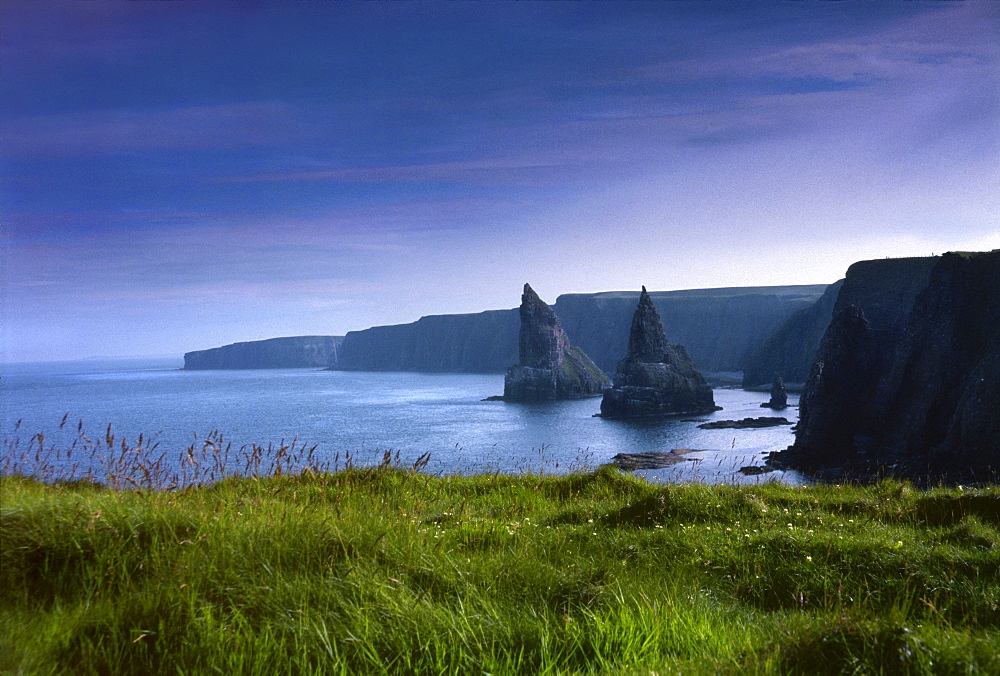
[184,336,343,370]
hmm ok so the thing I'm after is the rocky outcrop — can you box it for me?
[503,284,609,401]
[333,285,829,375]
[698,417,791,429]
[599,288,719,418]
[776,251,1000,479]
[742,280,843,388]
[761,373,788,409]
[184,336,344,370]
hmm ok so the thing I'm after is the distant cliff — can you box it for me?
[335,285,829,375]
[741,280,843,388]
[555,285,828,376]
[184,336,344,370]
[335,310,520,373]
[777,251,1000,479]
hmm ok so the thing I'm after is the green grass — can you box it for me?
[1,467,998,674]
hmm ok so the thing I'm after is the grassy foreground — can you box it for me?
[1,467,998,674]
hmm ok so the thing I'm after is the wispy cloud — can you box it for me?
[1,101,308,156]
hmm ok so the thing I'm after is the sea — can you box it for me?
[1,358,810,486]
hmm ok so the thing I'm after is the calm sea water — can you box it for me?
[1,358,809,485]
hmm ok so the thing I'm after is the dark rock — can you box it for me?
[503,284,609,401]
[739,465,776,476]
[600,288,719,418]
[761,373,788,409]
[776,251,1000,480]
[481,395,505,401]
[184,336,343,370]
[698,417,791,429]
[610,449,701,470]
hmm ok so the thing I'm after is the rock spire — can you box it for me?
[761,372,788,409]
[503,284,609,401]
[600,287,718,418]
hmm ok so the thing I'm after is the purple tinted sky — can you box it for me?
[2,1,998,362]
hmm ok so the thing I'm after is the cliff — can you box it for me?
[334,285,828,375]
[184,336,344,370]
[503,284,608,401]
[600,288,717,418]
[741,280,843,388]
[556,285,828,375]
[778,251,1000,479]
[335,310,519,373]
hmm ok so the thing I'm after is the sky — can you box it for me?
[2,1,998,363]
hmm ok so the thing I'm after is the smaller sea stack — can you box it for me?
[761,373,788,409]
[503,284,609,401]
[600,287,718,418]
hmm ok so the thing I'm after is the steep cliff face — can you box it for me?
[335,310,519,373]
[782,251,1000,477]
[503,284,608,401]
[184,336,344,370]
[334,285,828,375]
[556,285,828,375]
[600,288,717,418]
[742,280,843,388]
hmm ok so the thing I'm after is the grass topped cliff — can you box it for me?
[2,467,998,674]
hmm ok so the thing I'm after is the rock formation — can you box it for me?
[503,284,609,401]
[599,287,718,418]
[775,251,1000,480]
[698,417,791,429]
[761,373,788,409]
[184,336,343,370]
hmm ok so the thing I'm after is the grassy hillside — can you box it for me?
[2,466,997,674]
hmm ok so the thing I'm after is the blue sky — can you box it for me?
[2,1,998,362]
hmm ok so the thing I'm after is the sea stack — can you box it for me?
[761,373,788,409]
[600,287,718,418]
[503,284,609,401]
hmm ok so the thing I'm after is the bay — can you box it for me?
[1,358,809,485]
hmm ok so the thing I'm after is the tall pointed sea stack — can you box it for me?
[600,287,718,417]
[504,284,609,401]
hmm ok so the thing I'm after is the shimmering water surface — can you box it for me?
[2,358,809,485]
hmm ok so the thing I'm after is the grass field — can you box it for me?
[1,462,998,674]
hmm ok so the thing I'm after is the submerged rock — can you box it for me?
[503,284,609,401]
[739,465,776,476]
[600,287,719,418]
[610,449,700,470]
[697,417,791,429]
[761,373,788,409]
